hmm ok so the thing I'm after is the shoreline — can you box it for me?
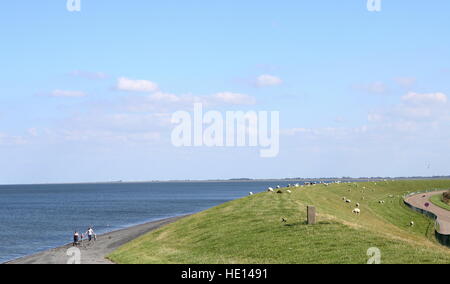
[4,215,189,264]
[4,177,448,187]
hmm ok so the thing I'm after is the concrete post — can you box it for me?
[307,206,316,225]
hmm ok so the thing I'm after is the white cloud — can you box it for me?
[394,77,416,88]
[149,92,182,103]
[60,129,161,144]
[368,113,384,123]
[354,82,388,94]
[213,92,256,105]
[69,70,108,80]
[50,90,87,97]
[117,77,159,93]
[256,75,283,87]
[28,128,38,137]
[0,132,27,145]
[401,92,447,105]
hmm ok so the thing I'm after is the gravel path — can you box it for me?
[5,216,186,264]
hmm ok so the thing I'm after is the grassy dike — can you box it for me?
[108,180,450,264]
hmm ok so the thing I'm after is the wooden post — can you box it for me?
[307,206,316,225]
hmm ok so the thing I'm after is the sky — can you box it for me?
[1,1,450,184]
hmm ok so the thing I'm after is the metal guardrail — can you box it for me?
[403,190,450,248]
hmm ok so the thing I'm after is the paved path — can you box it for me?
[5,216,186,264]
[404,190,450,235]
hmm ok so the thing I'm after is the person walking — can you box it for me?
[85,227,95,242]
[73,231,80,247]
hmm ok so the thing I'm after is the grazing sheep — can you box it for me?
[356,203,360,207]
[249,192,254,196]
[379,200,385,204]
[346,199,352,203]
[352,208,361,215]
[276,185,281,189]
[410,221,415,227]
[268,187,274,192]
[342,197,346,201]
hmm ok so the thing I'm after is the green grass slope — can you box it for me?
[108,180,450,264]
[430,194,450,211]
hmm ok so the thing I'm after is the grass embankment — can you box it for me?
[430,194,450,211]
[109,180,450,264]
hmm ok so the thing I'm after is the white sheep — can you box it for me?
[346,199,352,203]
[286,190,292,194]
[268,187,274,192]
[410,221,415,227]
[276,185,281,189]
[356,203,360,207]
[352,208,361,215]
[249,192,254,196]
[379,200,385,204]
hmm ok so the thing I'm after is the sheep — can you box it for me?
[281,218,287,223]
[249,192,254,196]
[379,200,385,204]
[410,221,415,227]
[268,187,274,192]
[352,208,361,215]
[276,185,281,189]
[286,190,292,194]
[356,203,360,207]
[346,199,352,203]
[342,197,347,201]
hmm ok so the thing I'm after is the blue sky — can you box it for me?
[1,1,450,184]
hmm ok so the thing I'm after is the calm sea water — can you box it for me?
[0,181,283,263]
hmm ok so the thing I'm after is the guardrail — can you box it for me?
[403,190,450,247]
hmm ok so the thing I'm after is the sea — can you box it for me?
[0,181,292,263]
